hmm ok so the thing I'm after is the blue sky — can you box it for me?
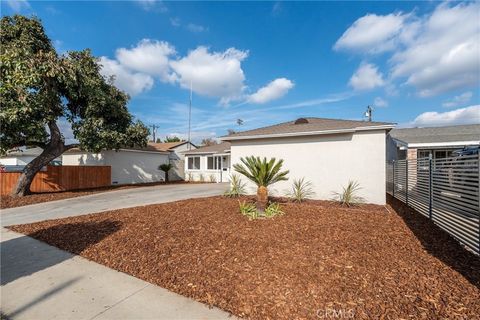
[2,0,479,143]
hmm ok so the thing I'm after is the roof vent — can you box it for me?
[294,118,309,125]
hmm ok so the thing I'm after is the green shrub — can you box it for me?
[239,200,257,220]
[333,180,364,207]
[286,177,315,202]
[264,202,284,218]
[224,174,247,197]
[209,174,216,183]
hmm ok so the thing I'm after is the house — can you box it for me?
[183,142,231,183]
[387,124,480,161]
[62,143,174,185]
[220,117,395,205]
[152,141,197,179]
[0,147,61,167]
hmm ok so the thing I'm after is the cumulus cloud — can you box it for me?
[336,2,480,97]
[349,63,385,91]
[5,0,30,11]
[373,97,388,108]
[412,105,480,127]
[248,78,294,104]
[170,47,249,105]
[186,23,208,33]
[442,91,473,108]
[135,0,167,12]
[99,57,154,96]
[116,39,176,83]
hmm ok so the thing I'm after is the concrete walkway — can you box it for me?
[1,228,232,320]
[1,183,227,226]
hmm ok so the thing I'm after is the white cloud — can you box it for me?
[170,17,181,27]
[349,63,384,91]
[186,23,208,33]
[442,91,473,108]
[99,57,154,96]
[412,105,480,127]
[5,0,30,11]
[373,97,388,108]
[334,13,410,54]
[336,2,480,97]
[169,46,249,105]
[248,78,294,104]
[116,39,176,83]
[135,0,167,12]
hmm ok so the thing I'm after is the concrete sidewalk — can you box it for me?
[1,183,227,226]
[1,228,232,320]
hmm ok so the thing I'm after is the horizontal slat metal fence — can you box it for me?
[386,154,479,255]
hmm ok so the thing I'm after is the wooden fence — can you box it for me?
[0,165,111,195]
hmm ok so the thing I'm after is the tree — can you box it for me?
[158,163,173,182]
[164,136,182,143]
[0,15,149,196]
[201,138,218,147]
[233,156,289,213]
[227,129,236,135]
[155,138,162,143]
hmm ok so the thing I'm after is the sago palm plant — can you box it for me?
[233,156,289,213]
[158,163,173,182]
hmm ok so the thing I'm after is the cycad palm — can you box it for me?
[233,156,289,212]
[159,163,173,182]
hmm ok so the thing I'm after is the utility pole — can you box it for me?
[188,81,192,150]
[150,124,158,142]
[365,106,372,122]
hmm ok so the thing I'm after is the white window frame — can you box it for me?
[187,156,201,170]
[207,155,222,170]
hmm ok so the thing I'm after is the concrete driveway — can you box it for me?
[1,182,227,226]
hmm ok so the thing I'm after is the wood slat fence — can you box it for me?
[386,154,479,255]
[0,165,111,195]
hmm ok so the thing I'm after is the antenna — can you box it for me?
[188,81,192,150]
[150,124,159,142]
[364,105,372,122]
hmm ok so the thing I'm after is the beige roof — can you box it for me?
[66,142,171,154]
[221,117,395,140]
[183,142,231,155]
[389,124,480,144]
[146,141,194,151]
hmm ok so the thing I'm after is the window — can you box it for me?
[417,150,431,159]
[434,150,453,160]
[207,156,221,170]
[188,157,200,170]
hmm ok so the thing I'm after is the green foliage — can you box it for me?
[287,178,315,202]
[164,136,182,143]
[333,180,365,207]
[158,163,173,172]
[239,201,258,220]
[224,174,247,197]
[0,15,149,155]
[209,174,216,183]
[198,173,205,182]
[233,156,289,188]
[264,202,284,218]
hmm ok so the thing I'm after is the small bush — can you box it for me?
[286,177,315,202]
[333,180,364,207]
[264,202,284,218]
[209,174,216,183]
[187,172,193,181]
[198,173,205,182]
[239,200,258,220]
[224,174,247,197]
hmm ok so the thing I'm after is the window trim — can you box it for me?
[187,156,201,170]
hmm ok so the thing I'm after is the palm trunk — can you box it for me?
[164,171,169,182]
[256,185,268,214]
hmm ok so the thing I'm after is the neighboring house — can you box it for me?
[221,117,395,205]
[387,124,480,161]
[0,147,61,167]
[153,141,197,179]
[183,142,231,183]
[62,143,172,185]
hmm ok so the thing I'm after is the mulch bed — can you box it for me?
[9,196,480,319]
[0,181,198,209]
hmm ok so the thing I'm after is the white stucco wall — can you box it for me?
[229,130,387,204]
[62,150,169,185]
[184,154,231,183]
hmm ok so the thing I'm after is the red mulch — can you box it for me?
[9,195,480,319]
[0,181,198,209]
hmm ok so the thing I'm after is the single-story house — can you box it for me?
[183,142,231,183]
[220,117,395,205]
[154,141,197,179]
[387,124,480,161]
[62,143,175,185]
[0,147,61,167]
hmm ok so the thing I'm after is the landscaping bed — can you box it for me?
[0,181,194,209]
[9,196,480,319]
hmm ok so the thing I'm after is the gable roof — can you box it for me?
[147,141,195,151]
[183,142,231,155]
[390,124,480,145]
[221,117,395,140]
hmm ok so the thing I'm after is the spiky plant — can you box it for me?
[158,163,173,182]
[239,200,257,220]
[233,156,289,213]
[224,173,247,197]
[209,174,216,183]
[333,180,365,207]
[199,173,205,182]
[287,178,315,202]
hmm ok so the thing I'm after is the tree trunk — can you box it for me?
[256,185,268,214]
[164,171,169,182]
[11,121,73,197]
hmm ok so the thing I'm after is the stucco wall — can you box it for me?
[229,130,387,204]
[184,155,231,183]
[62,150,169,185]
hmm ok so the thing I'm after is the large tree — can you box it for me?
[0,15,149,196]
